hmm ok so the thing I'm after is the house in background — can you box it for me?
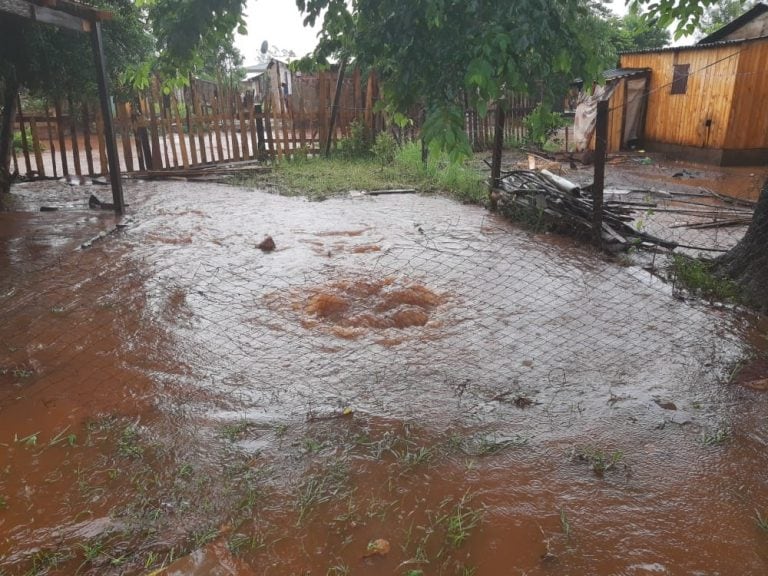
[577,2,768,165]
[242,58,296,105]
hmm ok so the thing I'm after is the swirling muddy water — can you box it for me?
[1,181,766,575]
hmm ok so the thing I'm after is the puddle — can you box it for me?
[0,181,766,575]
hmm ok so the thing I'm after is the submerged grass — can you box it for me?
[670,254,740,303]
[235,142,487,204]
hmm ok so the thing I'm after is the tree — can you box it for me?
[698,0,756,36]
[297,0,616,158]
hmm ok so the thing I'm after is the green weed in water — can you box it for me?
[670,254,740,303]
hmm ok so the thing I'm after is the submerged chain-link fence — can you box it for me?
[0,177,763,575]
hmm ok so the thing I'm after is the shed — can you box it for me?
[573,68,651,155]
[614,3,768,165]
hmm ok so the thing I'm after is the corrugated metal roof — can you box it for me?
[699,2,768,44]
[603,67,651,80]
[619,35,766,55]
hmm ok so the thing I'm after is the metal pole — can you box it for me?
[592,99,609,246]
[90,21,124,214]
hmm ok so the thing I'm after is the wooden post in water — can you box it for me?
[592,99,609,247]
[90,21,124,213]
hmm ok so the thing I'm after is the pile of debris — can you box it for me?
[492,170,679,251]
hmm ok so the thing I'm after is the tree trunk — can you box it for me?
[715,180,768,312]
[0,73,19,194]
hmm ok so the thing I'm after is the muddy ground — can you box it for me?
[1,154,768,576]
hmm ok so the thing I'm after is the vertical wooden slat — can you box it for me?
[81,102,94,175]
[29,115,45,177]
[270,91,282,161]
[236,91,249,160]
[247,92,258,160]
[158,90,178,168]
[115,102,133,172]
[229,89,241,161]
[94,105,107,174]
[170,92,190,168]
[54,99,69,176]
[297,91,306,154]
[212,90,225,162]
[264,93,275,159]
[184,88,199,167]
[16,96,33,176]
[146,85,163,169]
[318,71,328,151]
[44,102,58,178]
[68,97,83,176]
[192,82,208,164]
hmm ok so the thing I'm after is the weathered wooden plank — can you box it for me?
[54,99,69,175]
[67,97,82,175]
[81,102,95,175]
[94,105,106,174]
[44,102,58,177]
[29,114,45,176]
[170,92,189,168]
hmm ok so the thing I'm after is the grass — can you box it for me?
[572,446,624,477]
[117,425,144,458]
[702,425,730,446]
[670,254,740,303]
[440,492,484,549]
[755,509,768,532]
[235,142,488,204]
[295,462,349,524]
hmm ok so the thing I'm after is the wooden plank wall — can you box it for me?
[620,46,741,149]
[11,70,537,178]
[725,41,768,149]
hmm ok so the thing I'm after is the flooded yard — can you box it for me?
[1,178,767,575]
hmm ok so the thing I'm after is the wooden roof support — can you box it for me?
[0,0,123,214]
[90,21,124,214]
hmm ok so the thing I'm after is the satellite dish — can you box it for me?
[260,40,269,54]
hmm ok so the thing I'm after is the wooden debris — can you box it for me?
[124,159,270,181]
[365,188,417,196]
[493,170,678,250]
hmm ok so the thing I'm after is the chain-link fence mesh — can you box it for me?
[0,175,765,575]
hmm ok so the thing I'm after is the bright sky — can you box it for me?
[235,0,632,66]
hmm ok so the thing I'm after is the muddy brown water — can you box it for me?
[1,180,767,575]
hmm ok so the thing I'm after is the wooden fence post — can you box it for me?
[592,99,609,247]
[491,100,506,192]
[325,58,348,157]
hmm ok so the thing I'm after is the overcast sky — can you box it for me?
[235,0,632,66]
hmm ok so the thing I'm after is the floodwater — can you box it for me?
[1,180,767,575]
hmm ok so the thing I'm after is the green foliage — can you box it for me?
[698,0,756,36]
[12,129,44,154]
[524,103,568,149]
[336,120,371,159]
[371,132,399,165]
[630,0,737,39]
[297,0,617,159]
[671,254,740,303]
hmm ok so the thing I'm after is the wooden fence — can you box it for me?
[11,70,536,179]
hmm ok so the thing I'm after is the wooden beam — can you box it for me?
[33,4,89,31]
